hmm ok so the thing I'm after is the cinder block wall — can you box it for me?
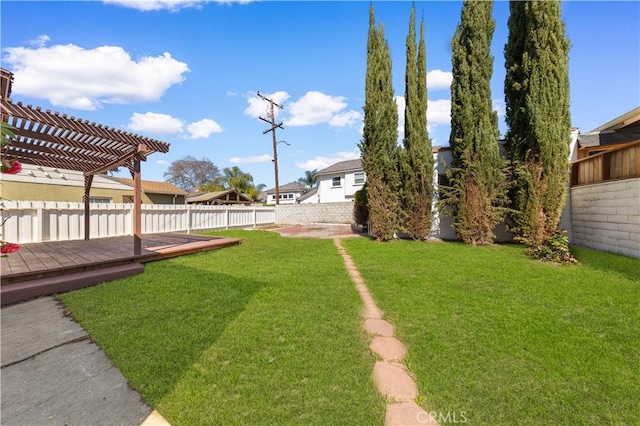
[275,202,354,224]
[571,178,640,258]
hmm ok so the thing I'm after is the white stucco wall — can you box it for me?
[317,171,365,203]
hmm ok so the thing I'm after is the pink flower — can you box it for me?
[2,160,22,175]
[1,242,20,255]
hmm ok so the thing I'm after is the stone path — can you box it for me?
[334,239,439,426]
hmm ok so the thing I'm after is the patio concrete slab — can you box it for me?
[1,296,155,426]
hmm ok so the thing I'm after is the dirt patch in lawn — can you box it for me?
[267,224,367,239]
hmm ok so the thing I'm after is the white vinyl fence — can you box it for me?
[1,201,276,244]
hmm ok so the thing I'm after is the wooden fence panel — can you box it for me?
[571,140,640,186]
[1,201,275,244]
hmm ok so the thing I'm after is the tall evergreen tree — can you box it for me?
[359,5,400,241]
[402,6,434,240]
[504,0,571,259]
[447,0,506,245]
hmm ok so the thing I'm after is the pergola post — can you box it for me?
[83,175,94,240]
[133,144,147,256]
[133,156,142,255]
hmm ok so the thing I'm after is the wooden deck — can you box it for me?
[1,233,242,305]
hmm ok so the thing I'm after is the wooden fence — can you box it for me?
[571,140,640,186]
[1,201,275,244]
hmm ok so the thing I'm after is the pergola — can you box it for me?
[1,69,170,254]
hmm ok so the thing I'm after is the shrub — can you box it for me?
[353,184,369,229]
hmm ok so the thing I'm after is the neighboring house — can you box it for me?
[265,182,308,204]
[312,159,365,203]
[1,164,187,204]
[2,164,135,203]
[187,189,252,205]
[309,151,455,205]
[574,106,640,159]
[570,107,638,187]
[111,177,188,204]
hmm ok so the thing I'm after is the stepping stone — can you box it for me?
[364,319,394,337]
[370,336,407,362]
[363,302,383,320]
[372,361,418,402]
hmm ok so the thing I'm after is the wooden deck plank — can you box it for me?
[1,233,242,294]
[2,247,30,275]
[8,245,48,274]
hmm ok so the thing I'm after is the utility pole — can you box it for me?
[258,91,284,204]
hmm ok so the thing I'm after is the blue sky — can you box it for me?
[2,0,638,189]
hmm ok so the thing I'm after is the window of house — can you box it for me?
[354,172,365,185]
[332,177,341,187]
[89,197,112,204]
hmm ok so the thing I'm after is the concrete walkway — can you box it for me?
[1,296,167,426]
[334,239,439,426]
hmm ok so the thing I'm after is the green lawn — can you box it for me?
[60,230,639,425]
[60,230,385,425]
[341,238,639,425]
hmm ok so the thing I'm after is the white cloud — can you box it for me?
[396,96,406,138]
[244,91,290,120]
[286,91,349,127]
[3,43,188,110]
[186,118,223,139]
[427,70,453,90]
[245,90,361,129]
[492,99,505,117]
[295,150,360,172]
[395,96,451,137]
[155,159,170,165]
[230,154,273,164]
[29,35,50,48]
[127,112,221,139]
[103,0,253,12]
[329,110,362,128]
[427,99,451,129]
[128,112,184,135]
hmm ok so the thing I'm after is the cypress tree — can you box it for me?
[402,6,434,240]
[504,0,572,259]
[360,5,400,241]
[447,0,506,245]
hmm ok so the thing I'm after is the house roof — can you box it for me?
[265,181,307,194]
[1,163,133,190]
[590,106,640,133]
[187,189,251,204]
[110,177,187,195]
[296,187,317,202]
[578,106,640,148]
[316,158,362,176]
